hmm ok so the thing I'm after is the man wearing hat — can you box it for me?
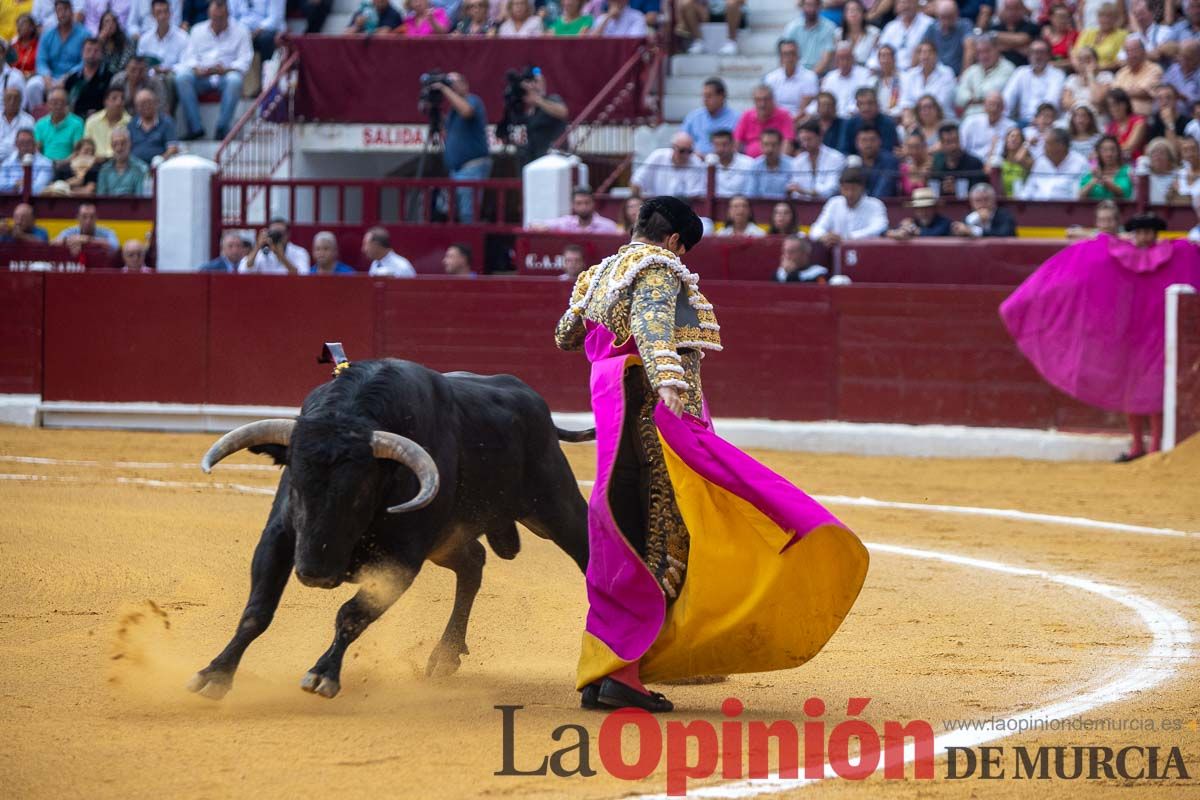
[887,187,953,239]
[554,197,869,713]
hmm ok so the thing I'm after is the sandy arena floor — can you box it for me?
[1,425,1198,799]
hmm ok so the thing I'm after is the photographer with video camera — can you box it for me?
[424,71,490,224]
[500,66,569,164]
[238,217,311,275]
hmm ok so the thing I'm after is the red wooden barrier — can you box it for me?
[839,239,1066,285]
[1177,293,1200,443]
[0,272,43,394]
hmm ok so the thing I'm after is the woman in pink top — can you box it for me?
[405,0,451,35]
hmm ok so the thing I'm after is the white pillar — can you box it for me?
[522,153,588,228]
[155,155,218,273]
[1163,283,1197,452]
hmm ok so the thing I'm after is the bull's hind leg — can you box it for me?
[301,563,416,699]
[187,520,294,700]
[425,538,486,678]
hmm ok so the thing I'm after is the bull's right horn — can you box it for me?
[372,432,440,514]
[201,419,295,473]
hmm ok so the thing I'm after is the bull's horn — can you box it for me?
[201,419,295,473]
[372,432,440,514]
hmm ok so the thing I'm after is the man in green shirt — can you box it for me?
[33,87,84,161]
[96,127,150,197]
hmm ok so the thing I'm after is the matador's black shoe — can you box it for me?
[580,682,602,710]
[597,677,674,713]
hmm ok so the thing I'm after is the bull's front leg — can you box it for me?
[300,562,416,698]
[426,538,486,678]
[186,519,295,700]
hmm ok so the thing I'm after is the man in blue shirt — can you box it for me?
[434,72,490,224]
[26,0,88,108]
[747,129,795,198]
[853,125,899,198]
[129,88,178,163]
[680,78,741,156]
[0,203,50,243]
[886,187,953,238]
[198,231,248,272]
[839,88,899,156]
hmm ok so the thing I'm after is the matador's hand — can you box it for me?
[658,386,683,417]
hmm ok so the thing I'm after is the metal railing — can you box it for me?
[214,50,299,181]
[550,43,663,155]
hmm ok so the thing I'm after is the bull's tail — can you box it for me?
[556,427,596,443]
[486,522,521,560]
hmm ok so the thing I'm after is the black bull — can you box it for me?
[186,359,591,700]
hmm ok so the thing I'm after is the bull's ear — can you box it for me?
[248,444,288,466]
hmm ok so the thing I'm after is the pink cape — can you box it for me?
[999,235,1200,415]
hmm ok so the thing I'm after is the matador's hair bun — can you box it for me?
[639,196,704,252]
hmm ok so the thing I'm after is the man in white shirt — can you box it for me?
[792,119,847,200]
[1002,40,1065,125]
[127,0,183,38]
[239,218,311,274]
[1020,128,1090,200]
[630,131,707,198]
[809,167,890,246]
[0,128,53,195]
[763,40,818,117]
[959,91,1016,162]
[175,0,253,140]
[707,129,753,197]
[820,43,875,119]
[135,0,189,111]
[873,0,933,71]
[0,42,26,103]
[363,226,417,278]
[956,34,1015,117]
[899,42,958,119]
[0,87,35,164]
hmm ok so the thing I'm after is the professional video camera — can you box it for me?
[418,70,449,123]
[496,66,540,144]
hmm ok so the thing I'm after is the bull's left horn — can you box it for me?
[201,419,295,473]
[372,431,440,514]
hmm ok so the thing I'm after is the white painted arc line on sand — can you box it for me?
[0,454,277,472]
[629,541,1193,800]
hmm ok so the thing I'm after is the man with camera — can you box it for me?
[505,67,569,164]
[238,217,311,275]
[426,72,490,224]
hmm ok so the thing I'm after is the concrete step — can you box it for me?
[665,74,764,101]
[670,53,777,77]
[747,7,798,26]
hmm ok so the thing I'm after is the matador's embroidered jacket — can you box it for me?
[554,243,722,417]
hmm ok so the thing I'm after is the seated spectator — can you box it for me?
[989,0,1039,67]
[1066,101,1102,157]
[1111,36,1162,119]
[1186,100,1200,146]
[453,0,495,34]
[0,87,35,165]
[182,0,211,29]
[874,0,932,71]
[619,196,642,231]
[677,0,744,55]
[112,56,167,116]
[1067,197,1123,239]
[0,203,51,242]
[176,0,252,141]
[288,0,336,34]
[135,0,187,109]
[591,0,646,37]
[49,136,99,195]
[97,127,148,196]
[931,122,988,198]
[853,124,899,198]
[84,87,130,159]
[0,42,27,103]
[1020,127,1090,199]
[82,0,134,35]
[1104,87,1146,161]
[559,243,586,281]
[956,34,1015,118]
[747,129,796,198]
[63,37,113,119]
[0,128,54,194]
[1041,4,1078,67]
[362,226,416,277]
[681,78,741,156]
[792,118,846,199]
[197,230,246,271]
[538,186,619,232]
[780,0,837,75]
[31,0,73,34]
[309,231,356,274]
[443,242,477,276]
[922,0,973,76]
[887,188,953,238]
[11,15,40,82]
[1003,41,1064,125]
[899,129,933,196]
[1173,137,1200,203]
[1061,46,1112,112]
[549,0,591,34]
[707,128,754,197]
[819,43,873,121]
[1020,102,1057,161]
[1144,137,1179,205]
[952,182,1019,237]
[899,42,957,123]
[734,85,793,158]
[98,11,135,74]
[128,0,185,40]
[874,45,904,120]
[1147,84,1189,145]
[836,1,879,67]
[630,131,706,197]
[55,201,119,252]
[717,194,764,236]
[1163,40,1200,117]
[908,94,947,152]
[960,91,1016,162]
[1169,0,1200,56]
[119,238,153,272]
[231,0,283,62]
[1078,134,1131,200]
[347,0,403,33]
[808,167,889,247]
[406,0,451,34]
[27,0,88,108]
[129,87,177,162]
[34,88,84,161]
[1073,2,1126,71]
[774,234,827,283]
[767,201,798,235]
[998,127,1031,195]
[841,87,899,156]
[763,40,818,117]
[810,91,845,152]
[239,218,310,274]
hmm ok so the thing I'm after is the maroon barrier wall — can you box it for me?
[8,273,1137,432]
[1178,293,1200,443]
[0,272,43,394]
[839,239,1066,285]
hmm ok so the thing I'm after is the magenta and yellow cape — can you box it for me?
[577,322,870,689]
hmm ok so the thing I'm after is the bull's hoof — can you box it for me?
[186,669,233,700]
[300,670,341,698]
[425,642,465,678]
